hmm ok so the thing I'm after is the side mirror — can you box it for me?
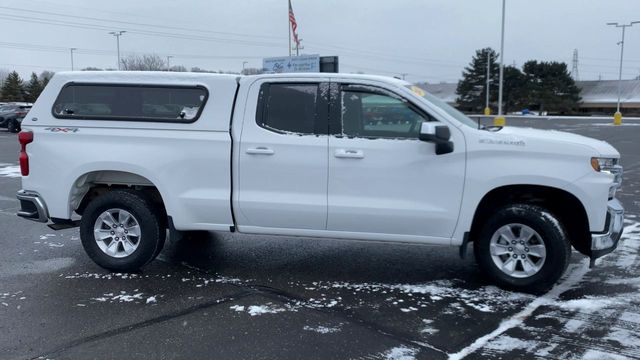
[419,123,454,155]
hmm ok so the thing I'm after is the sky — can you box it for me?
[0,0,639,84]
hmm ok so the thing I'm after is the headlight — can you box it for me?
[592,157,623,199]
[590,157,617,172]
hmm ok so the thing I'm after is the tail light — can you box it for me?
[18,131,33,176]
[16,111,27,117]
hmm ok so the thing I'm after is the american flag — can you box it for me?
[288,0,300,47]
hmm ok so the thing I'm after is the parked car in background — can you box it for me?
[0,103,32,133]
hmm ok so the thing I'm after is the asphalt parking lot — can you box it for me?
[1,118,639,360]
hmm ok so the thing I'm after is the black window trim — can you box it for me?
[330,83,436,139]
[51,82,209,123]
[255,81,329,136]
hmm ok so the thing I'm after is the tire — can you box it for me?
[7,119,19,133]
[474,204,571,294]
[80,190,166,272]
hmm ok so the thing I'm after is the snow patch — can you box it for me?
[582,349,629,360]
[448,260,590,360]
[91,291,146,303]
[400,307,418,313]
[420,319,439,335]
[484,335,538,352]
[230,303,287,316]
[559,297,624,312]
[535,343,558,357]
[64,272,141,280]
[563,318,584,332]
[619,311,640,324]
[303,325,341,334]
[605,327,640,348]
[382,346,418,360]
[247,305,286,316]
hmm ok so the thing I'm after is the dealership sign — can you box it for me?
[263,55,320,73]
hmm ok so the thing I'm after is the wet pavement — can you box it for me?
[0,117,639,359]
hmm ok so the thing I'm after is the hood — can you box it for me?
[496,127,620,158]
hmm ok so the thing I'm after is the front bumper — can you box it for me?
[16,190,49,223]
[590,198,624,260]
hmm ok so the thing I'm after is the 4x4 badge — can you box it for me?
[44,127,79,133]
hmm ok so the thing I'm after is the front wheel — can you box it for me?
[474,204,571,294]
[80,190,165,272]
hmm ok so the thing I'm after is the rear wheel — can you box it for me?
[474,204,571,294]
[80,190,165,272]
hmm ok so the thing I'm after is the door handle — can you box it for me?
[246,147,275,155]
[334,149,364,159]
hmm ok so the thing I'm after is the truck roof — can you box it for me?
[50,71,411,87]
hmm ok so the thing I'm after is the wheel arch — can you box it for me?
[69,170,168,223]
[468,184,591,255]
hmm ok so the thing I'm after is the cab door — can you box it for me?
[327,82,465,240]
[236,80,330,230]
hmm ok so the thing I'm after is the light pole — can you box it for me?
[109,31,126,70]
[242,61,248,74]
[607,21,639,125]
[495,0,506,126]
[167,55,173,71]
[70,48,77,71]
[485,50,491,116]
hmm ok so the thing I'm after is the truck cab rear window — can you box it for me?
[52,84,208,122]
[257,83,320,134]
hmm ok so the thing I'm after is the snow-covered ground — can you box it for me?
[19,216,632,359]
[49,218,640,359]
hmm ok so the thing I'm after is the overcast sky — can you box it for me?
[1,0,639,83]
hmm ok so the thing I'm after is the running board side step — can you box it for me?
[47,219,81,230]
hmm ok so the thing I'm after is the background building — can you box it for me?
[419,79,640,116]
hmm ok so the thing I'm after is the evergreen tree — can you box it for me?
[456,48,500,112]
[0,71,24,102]
[24,72,43,103]
[502,66,527,113]
[522,61,581,114]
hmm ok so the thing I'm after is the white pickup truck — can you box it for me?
[16,72,624,293]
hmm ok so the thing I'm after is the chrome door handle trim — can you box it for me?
[246,147,275,155]
[334,149,364,159]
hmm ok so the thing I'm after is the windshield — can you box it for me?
[405,85,478,128]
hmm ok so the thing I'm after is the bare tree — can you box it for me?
[39,71,55,88]
[120,54,167,71]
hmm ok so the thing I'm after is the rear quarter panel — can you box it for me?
[20,72,237,231]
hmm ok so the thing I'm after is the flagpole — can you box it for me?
[288,0,292,57]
